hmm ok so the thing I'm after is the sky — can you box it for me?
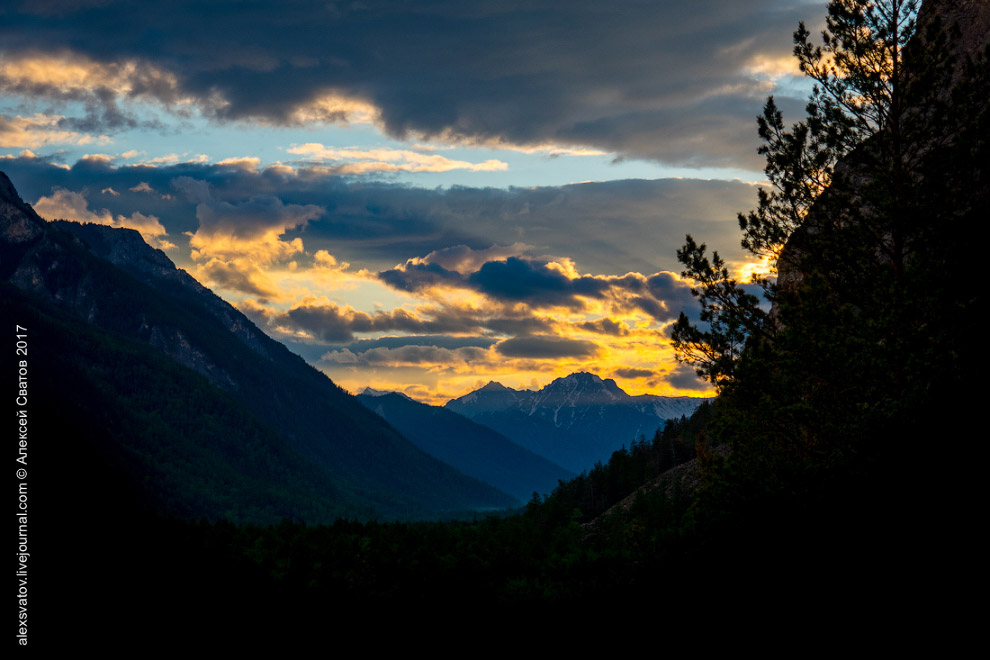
[0,0,825,404]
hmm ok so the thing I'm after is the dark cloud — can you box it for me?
[330,335,499,353]
[645,271,703,322]
[468,257,608,306]
[482,316,553,336]
[0,157,758,276]
[495,336,599,359]
[379,251,698,322]
[242,296,559,346]
[193,194,324,240]
[196,260,278,298]
[378,261,463,293]
[0,0,820,166]
[321,344,491,367]
[276,332,501,365]
[611,367,654,379]
[663,363,709,390]
[246,300,486,344]
[578,319,629,336]
[4,155,719,322]
[56,105,162,134]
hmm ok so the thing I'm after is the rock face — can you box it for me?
[923,0,990,57]
[775,0,990,300]
[0,173,44,245]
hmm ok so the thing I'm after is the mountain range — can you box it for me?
[2,168,709,524]
[357,389,574,500]
[445,372,707,472]
[1,170,516,524]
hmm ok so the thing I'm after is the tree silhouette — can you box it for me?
[672,0,926,389]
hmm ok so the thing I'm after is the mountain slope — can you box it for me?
[1,170,515,522]
[446,372,707,472]
[358,391,574,501]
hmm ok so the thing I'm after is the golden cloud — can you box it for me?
[215,156,261,171]
[0,113,110,148]
[744,53,803,80]
[32,188,174,249]
[287,143,508,173]
[193,258,283,299]
[405,130,613,159]
[188,233,305,299]
[288,93,381,125]
[0,51,187,103]
[184,193,324,299]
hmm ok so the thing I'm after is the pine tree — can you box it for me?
[671,0,938,391]
[669,0,988,483]
[670,0,988,600]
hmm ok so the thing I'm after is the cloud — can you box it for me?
[468,257,612,307]
[462,139,608,157]
[215,157,261,171]
[661,362,710,391]
[0,113,109,148]
[0,52,183,134]
[611,367,655,379]
[380,251,695,322]
[193,258,281,298]
[322,344,493,367]
[287,144,508,173]
[325,335,499,354]
[0,1,819,167]
[190,194,323,244]
[146,154,179,165]
[495,336,600,359]
[240,295,559,345]
[182,185,319,246]
[159,177,324,297]
[32,187,174,249]
[7,153,720,324]
[283,299,483,343]
[0,51,184,101]
[578,318,629,336]
[402,243,533,274]
[33,187,113,223]
[0,157,759,278]
[288,94,381,125]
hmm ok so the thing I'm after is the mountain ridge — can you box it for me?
[357,391,573,501]
[446,372,708,472]
[1,170,516,522]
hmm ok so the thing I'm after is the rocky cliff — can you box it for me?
[776,0,989,298]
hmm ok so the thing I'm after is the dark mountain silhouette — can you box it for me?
[1,170,515,524]
[357,390,574,501]
[445,372,707,472]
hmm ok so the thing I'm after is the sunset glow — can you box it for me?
[0,0,831,403]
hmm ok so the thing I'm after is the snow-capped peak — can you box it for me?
[360,387,412,400]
